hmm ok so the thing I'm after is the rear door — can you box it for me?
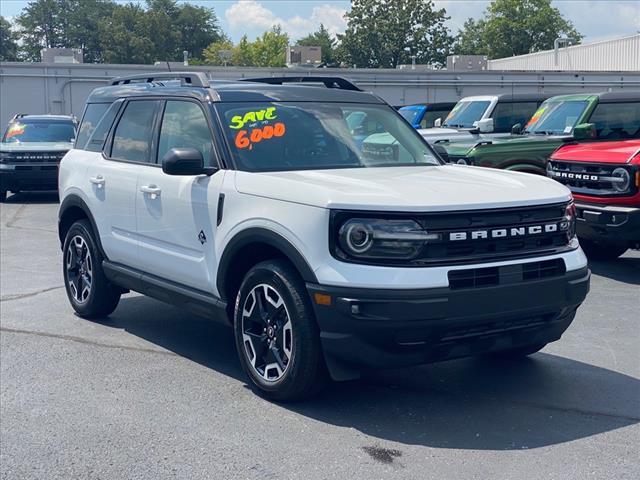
[85,99,160,268]
[135,99,224,291]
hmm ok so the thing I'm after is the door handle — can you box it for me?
[140,184,161,198]
[89,175,105,188]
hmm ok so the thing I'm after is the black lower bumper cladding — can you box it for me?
[576,202,640,245]
[308,266,590,380]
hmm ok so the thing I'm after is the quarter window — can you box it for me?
[158,101,215,166]
[110,100,159,163]
[589,102,640,139]
[76,103,109,149]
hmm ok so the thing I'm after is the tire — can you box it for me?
[580,238,627,261]
[489,342,547,358]
[234,259,327,401]
[62,219,121,319]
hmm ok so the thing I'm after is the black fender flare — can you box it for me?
[216,227,318,301]
[58,195,106,257]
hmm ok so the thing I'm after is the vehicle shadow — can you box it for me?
[3,191,59,204]
[588,255,640,285]
[104,295,640,451]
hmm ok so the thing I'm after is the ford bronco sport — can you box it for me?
[0,114,77,201]
[58,73,590,400]
[418,93,549,143]
[440,92,640,173]
[548,139,640,259]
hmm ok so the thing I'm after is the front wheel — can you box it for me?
[580,238,627,261]
[63,219,121,319]
[234,259,327,401]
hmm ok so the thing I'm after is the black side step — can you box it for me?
[103,261,228,322]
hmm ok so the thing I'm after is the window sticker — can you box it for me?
[229,107,277,129]
[525,106,546,128]
[445,103,462,121]
[235,123,286,150]
[5,123,25,139]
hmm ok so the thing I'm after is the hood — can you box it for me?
[551,140,640,165]
[235,165,571,212]
[443,133,571,156]
[0,141,73,152]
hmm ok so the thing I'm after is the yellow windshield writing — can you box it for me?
[229,107,277,129]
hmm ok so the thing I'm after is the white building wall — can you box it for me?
[488,34,640,71]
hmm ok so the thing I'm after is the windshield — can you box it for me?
[217,102,440,172]
[443,101,491,128]
[2,120,76,143]
[399,107,422,124]
[524,101,589,135]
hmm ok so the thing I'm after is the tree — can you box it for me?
[16,0,66,61]
[177,4,223,60]
[252,25,289,67]
[232,35,254,66]
[456,0,583,59]
[337,0,454,68]
[66,0,116,62]
[296,24,337,65]
[99,3,155,64]
[0,16,19,61]
[203,38,235,65]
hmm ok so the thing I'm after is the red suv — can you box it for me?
[548,140,640,259]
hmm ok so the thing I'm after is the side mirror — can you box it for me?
[161,147,211,176]
[477,118,494,133]
[511,123,523,135]
[434,117,442,128]
[572,123,597,140]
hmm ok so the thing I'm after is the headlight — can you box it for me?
[337,218,440,260]
[0,151,12,162]
[563,201,577,240]
[611,167,631,193]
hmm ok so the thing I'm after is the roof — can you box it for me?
[400,102,457,109]
[87,76,386,105]
[11,114,76,122]
[458,93,549,103]
[543,91,640,103]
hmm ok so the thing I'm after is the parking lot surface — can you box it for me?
[1,193,639,480]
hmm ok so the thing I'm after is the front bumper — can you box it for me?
[308,266,590,381]
[0,165,59,192]
[576,202,640,246]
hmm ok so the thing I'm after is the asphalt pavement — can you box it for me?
[1,192,639,480]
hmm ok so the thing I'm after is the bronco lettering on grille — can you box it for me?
[449,223,565,241]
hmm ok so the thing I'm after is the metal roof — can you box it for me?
[544,91,640,103]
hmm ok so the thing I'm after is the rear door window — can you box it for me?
[110,100,160,163]
[589,102,640,139]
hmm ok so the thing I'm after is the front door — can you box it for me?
[135,99,224,292]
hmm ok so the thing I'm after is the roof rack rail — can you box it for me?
[110,72,210,88]
[242,76,362,91]
[11,113,29,121]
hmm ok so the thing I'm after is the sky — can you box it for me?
[1,0,639,44]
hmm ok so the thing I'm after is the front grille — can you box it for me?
[548,160,636,196]
[3,151,66,163]
[448,259,566,289]
[413,203,572,265]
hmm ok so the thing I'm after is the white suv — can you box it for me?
[58,73,590,400]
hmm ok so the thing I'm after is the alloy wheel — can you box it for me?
[66,235,93,304]
[241,284,293,382]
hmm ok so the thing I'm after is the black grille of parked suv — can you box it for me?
[547,160,638,196]
[331,202,575,267]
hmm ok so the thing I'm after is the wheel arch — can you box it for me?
[217,228,318,316]
[58,195,105,257]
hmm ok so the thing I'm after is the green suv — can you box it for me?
[442,92,640,174]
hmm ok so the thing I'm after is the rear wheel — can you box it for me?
[63,219,121,319]
[234,259,327,401]
[580,238,627,260]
